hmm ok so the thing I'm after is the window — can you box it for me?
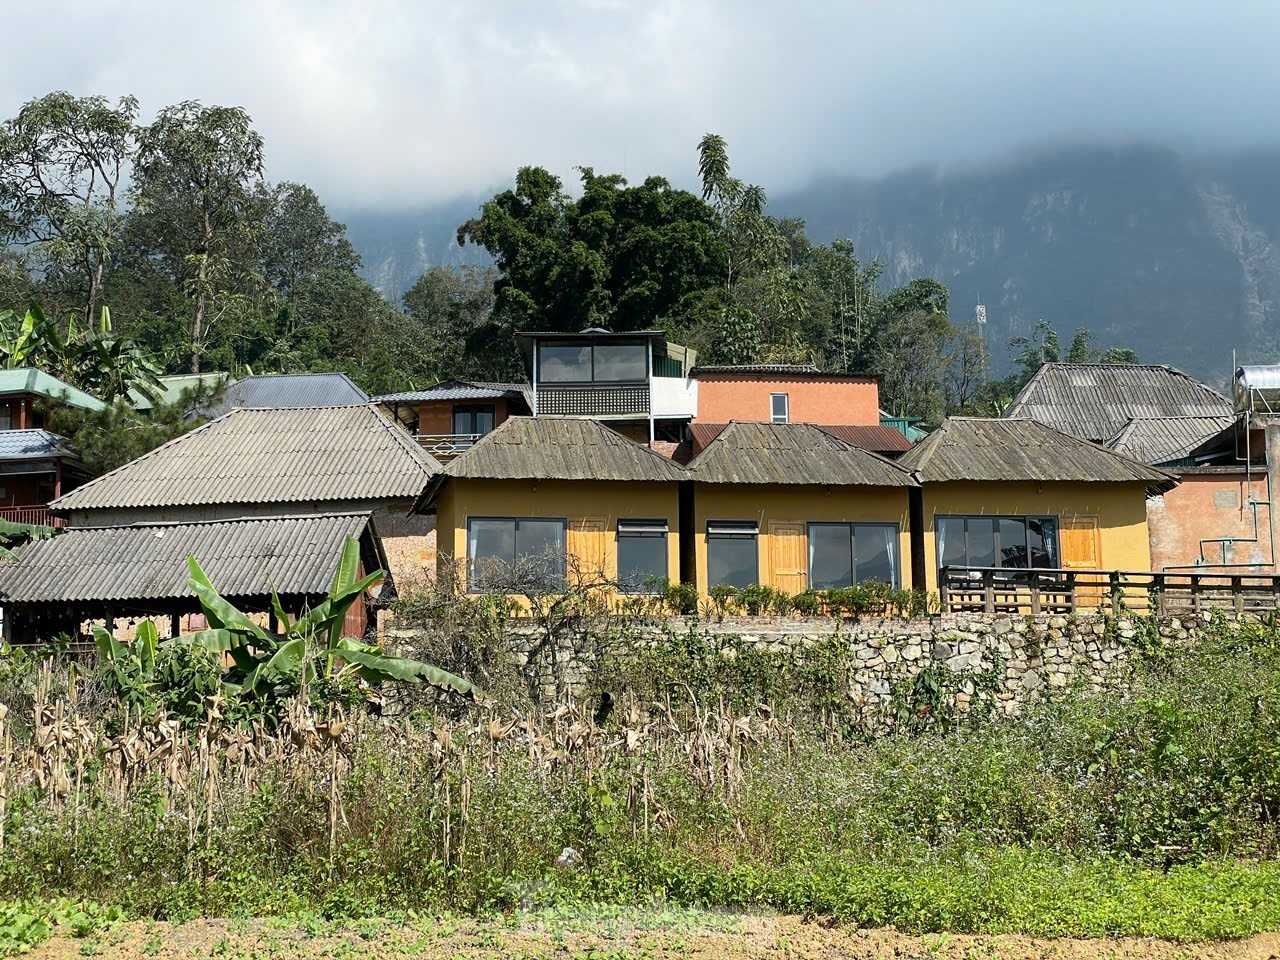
[807,523,900,589]
[770,393,789,423]
[467,517,567,592]
[452,404,496,437]
[538,342,648,383]
[617,519,668,593]
[0,406,10,431]
[707,520,759,588]
[936,516,1060,574]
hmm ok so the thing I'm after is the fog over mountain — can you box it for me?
[339,142,1280,384]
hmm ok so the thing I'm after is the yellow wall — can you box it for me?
[918,480,1152,592]
[692,483,913,594]
[436,478,680,590]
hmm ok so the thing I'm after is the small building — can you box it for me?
[375,380,532,461]
[130,372,230,414]
[0,430,92,526]
[686,421,917,595]
[0,367,105,428]
[423,417,686,594]
[900,417,1175,593]
[0,514,386,643]
[691,364,881,428]
[681,421,912,463]
[49,405,441,588]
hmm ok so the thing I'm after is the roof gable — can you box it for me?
[1004,363,1231,441]
[687,420,916,486]
[52,405,440,513]
[900,417,1176,491]
[443,417,686,482]
[206,372,368,416]
[0,368,105,411]
[1108,415,1236,465]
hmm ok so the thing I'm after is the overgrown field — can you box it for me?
[1,614,1280,952]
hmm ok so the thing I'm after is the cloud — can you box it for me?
[4,0,1280,209]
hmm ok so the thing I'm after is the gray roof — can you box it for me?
[374,380,531,405]
[0,514,373,604]
[687,421,917,487]
[1108,416,1236,465]
[443,417,687,483]
[900,417,1176,491]
[51,405,440,513]
[205,373,368,416]
[0,429,71,461]
[1004,363,1232,441]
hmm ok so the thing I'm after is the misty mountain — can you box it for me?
[343,144,1280,384]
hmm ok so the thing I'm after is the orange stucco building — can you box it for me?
[691,366,881,427]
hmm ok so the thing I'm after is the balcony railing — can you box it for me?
[0,505,61,528]
[415,433,482,461]
[940,565,1280,616]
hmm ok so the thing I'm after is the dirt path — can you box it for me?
[27,914,1280,960]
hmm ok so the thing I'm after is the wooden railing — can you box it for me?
[0,505,61,528]
[415,434,482,460]
[940,566,1280,617]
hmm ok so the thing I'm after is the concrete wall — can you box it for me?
[1148,470,1274,572]
[692,374,880,426]
[918,480,1152,592]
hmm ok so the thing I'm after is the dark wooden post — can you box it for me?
[1067,571,1078,614]
[1192,574,1203,615]
[983,569,995,615]
[1152,572,1165,617]
[1109,571,1122,616]
[1029,570,1041,615]
[938,567,950,614]
[1233,575,1245,617]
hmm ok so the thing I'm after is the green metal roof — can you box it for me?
[129,372,229,411]
[0,369,104,411]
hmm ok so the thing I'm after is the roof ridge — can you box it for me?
[66,511,374,532]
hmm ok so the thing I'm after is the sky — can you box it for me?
[4,1,1280,210]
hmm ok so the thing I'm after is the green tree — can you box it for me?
[1102,346,1139,364]
[697,133,784,287]
[804,239,883,372]
[872,309,952,424]
[402,265,501,381]
[257,182,360,295]
[131,101,265,373]
[0,92,138,324]
[1009,319,1062,390]
[946,320,991,413]
[1065,327,1094,364]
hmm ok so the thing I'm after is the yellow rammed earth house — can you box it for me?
[898,418,1177,594]
[421,418,685,595]
[683,421,918,594]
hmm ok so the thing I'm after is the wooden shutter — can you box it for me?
[568,517,608,586]
[768,521,807,593]
[1061,516,1101,569]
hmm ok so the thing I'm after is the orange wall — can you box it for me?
[413,398,510,435]
[693,375,880,426]
[1148,472,1274,572]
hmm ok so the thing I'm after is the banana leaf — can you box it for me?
[334,637,480,697]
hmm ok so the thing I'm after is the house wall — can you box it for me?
[0,474,48,507]
[1148,471,1274,572]
[693,375,880,426]
[691,484,913,594]
[414,398,511,436]
[435,478,680,590]
[917,480,1153,592]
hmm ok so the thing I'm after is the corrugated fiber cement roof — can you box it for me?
[0,513,371,604]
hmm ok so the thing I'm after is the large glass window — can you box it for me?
[707,521,759,588]
[617,519,668,593]
[538,342,648,383]
[468,517,567,592]
[452,404,495,436]
[807,523,900,589]
[936,516,1059,573]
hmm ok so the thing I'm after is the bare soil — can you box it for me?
[28,914,1280,960]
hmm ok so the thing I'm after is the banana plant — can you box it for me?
[93,619,161,708]
[179,536,479,701]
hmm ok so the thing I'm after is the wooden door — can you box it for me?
[768,521,807,593]
[568,517,608,586]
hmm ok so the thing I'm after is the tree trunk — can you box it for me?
[191,254,206,375]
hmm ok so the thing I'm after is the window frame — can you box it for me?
[935,515,1060,575]
[806,522,901,589]
[616,518,669,594]
[465,516,568,594]
[536,341,650,385]
[706,520,760,588]
[770,392,790,423]
[451,403,497,436]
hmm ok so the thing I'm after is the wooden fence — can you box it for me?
[939,566,1280,617]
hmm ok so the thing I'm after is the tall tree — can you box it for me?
[132,101,265,372]
[697,133,784,288]
[402,265,501,381]
[0,92,138,324]
[257,182,360,295]
[945,321,991,413]
[1009,319,1061,390]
